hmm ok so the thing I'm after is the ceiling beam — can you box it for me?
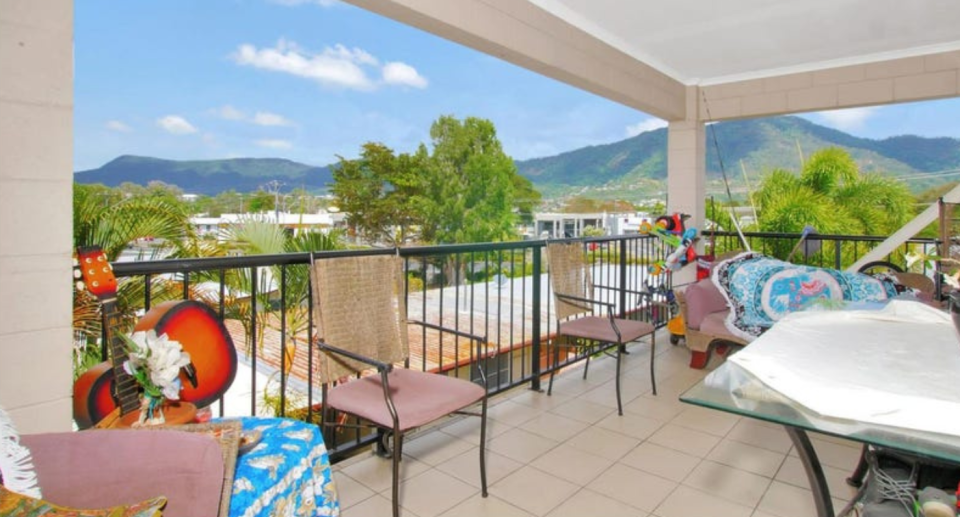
[344,0,687,120]
[700,50,960,121]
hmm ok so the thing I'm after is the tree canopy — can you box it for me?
[331,142,424,247]
[331,115,537,245]
[748,147,916,259]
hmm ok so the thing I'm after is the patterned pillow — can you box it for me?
[0,485,166,517]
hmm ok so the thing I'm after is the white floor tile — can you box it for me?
[619,442,700,482]
[655,485,754,517]
[586,463,676,512]
[491,465,579,516]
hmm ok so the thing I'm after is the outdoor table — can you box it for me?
[680,301,960,517]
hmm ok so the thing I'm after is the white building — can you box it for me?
[191,211,341,241]
[533,212,653,239]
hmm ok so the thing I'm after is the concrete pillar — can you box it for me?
[666,86,707,284]
[0,0,75,432]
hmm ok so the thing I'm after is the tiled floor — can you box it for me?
[331,336,860,517]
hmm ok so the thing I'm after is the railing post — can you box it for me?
[834,240,842,270]
[619,238,628,318]
[530,245,542,391]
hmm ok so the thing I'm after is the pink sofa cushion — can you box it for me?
[327,368,485,432]
[683,280,729,330]
[21,429,224,517]
[699,311,742,342]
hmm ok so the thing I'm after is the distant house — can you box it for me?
[532,212,652,239]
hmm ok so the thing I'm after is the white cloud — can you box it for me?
[269,0,339,6]
[157,115,198,135]
[256,139,293,149]
[233,39,375,90]
[253,111,295,127]
[215,105,245,120]
[105,120,132,132]
[212,105,296,126]
[233,39,427,91]
[815,107,878,132]
[624,118,667,137]
[382,62,428,89]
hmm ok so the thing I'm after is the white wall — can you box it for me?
[0,0,75,433]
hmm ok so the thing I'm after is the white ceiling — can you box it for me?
[529,0,960,85]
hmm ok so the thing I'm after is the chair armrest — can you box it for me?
[409,319,486,344]
[678,280,729,330]
[316,341,393,373]
[554,292,615,316]
[409,319,490,385]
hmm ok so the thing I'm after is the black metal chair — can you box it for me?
[310,254,488,517]
[545,242,658,415]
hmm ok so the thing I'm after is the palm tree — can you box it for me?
[220,218,343,364]
[751,148,915,264]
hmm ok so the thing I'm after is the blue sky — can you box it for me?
[75,0,960,172]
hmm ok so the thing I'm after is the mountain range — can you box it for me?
[74,115,960,198]
[75,156,334,196]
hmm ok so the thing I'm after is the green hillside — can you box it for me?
[74,155,333,195]
[515,115,960,200]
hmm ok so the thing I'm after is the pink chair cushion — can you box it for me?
[559,316,654,344]
[683,280,730,330]
[327,368,485,432]
[699,311,741,342]
[22,429,224,517]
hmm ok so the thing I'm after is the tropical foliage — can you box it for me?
[73,183,197,377]
[748,147,915,262]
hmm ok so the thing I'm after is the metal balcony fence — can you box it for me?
[104,230,936,460]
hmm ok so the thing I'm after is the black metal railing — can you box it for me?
[707,230,939,270]
[102,229,937,460]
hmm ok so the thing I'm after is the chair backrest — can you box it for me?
[310,254,409,382]
[546,242,593,320]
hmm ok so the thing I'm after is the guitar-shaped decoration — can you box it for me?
[132,299,237,410]
[72,247,239,429]
[72,246,142,429]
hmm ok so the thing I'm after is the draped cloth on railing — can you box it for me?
[712,252,899,341]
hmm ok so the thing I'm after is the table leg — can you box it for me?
[784,426,835,517]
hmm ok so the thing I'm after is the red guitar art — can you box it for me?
[72,246,238,429]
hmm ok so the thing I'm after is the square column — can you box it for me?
[666,87,707,284]
[0,0,75,432]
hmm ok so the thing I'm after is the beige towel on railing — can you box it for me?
[547,242,594,321]
[310,254,409,382]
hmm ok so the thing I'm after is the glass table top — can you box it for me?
[681,361,960,464]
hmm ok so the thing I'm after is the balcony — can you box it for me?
[102,230,933,517]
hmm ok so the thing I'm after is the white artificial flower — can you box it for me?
[123,330,191,400]
[945,270,960,289]
[904,251,923,269]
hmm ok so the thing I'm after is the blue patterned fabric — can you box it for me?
[225,417,339,517]
[713,252,898,341]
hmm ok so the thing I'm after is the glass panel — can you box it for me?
[681,362,960,464]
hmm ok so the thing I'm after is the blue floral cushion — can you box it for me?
[713,252,897,340]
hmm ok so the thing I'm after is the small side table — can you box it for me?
[221,417,340,517]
